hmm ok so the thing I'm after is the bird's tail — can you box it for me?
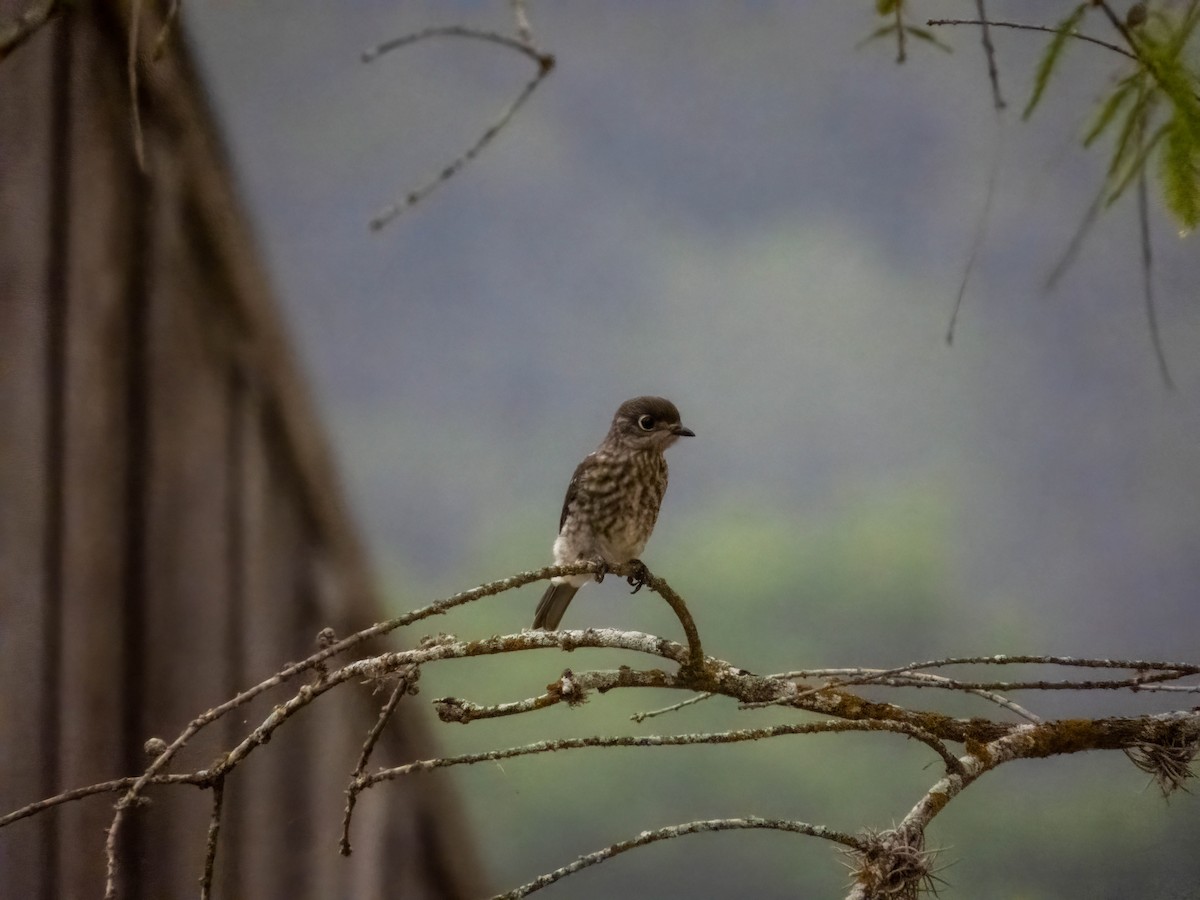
[532,581,580,630]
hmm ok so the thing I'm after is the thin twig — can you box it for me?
[1128,683,1200,693]
[631,691,715,722]
[974,0,1007,109]
[1094,0,1138,50]
[340,667,418,856]
[802,670,1044,723]
[198,775,225,900]
[99,562,606,900]
[809,653,1197,675]
[361,24,548,66]
[807,668,1193,695]
[946,123,1003,345]
[641,569,705,672]
[1136,152,1175,389]
[746,655,1198,712]
[1046,184,1106,290]
[927,18,1137,61]
[360,719,966,788]
[362,24,555,230]
[493,817,866,899]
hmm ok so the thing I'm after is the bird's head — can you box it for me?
[609,396,695,451]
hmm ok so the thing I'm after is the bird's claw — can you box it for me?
[626,559,649,594]
[591,558,610,584]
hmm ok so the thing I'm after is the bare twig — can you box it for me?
[362,24,555,230]
[198,775,225,900]
[631,691,715,722]
[1136,154,1175,388]
[361,24,548,66]
[778,668,1044,723]
[974,0,1006,109]
[0,772,200,829]
[804,653,1198,676]
[926,18,1136,61]
[494,817,866,899]
[359,718,966,789]
[639,568,705,671]
[1046,184,1106,290]
[749,655,1199,710]
[99,562,609,900]
[946,124,1003,345]
[340,666,419,856]
[419,649,996,745]
[804,669,1194,694]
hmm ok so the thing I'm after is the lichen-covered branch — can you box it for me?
[0,561,1192,899]
[845,710,1200,899]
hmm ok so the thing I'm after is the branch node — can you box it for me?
[1125,723,1199,797]
[548,669,589,707]
[143,736,168,757]
[433,696,472,724]
[848,826,937,900]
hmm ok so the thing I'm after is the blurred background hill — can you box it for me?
[184,2,1200,897]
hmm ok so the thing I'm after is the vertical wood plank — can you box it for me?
[1,5,482,898]
[235,396,318,900]
[0,11,56,898]
[134,133,241,898]
[54,11,141,896]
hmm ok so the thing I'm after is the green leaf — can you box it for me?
[1084,75,1141,148]
[1106,122,1169,207]
[1023,3,1089,121]
[1138,34,1200,139]
[854,23,898,51]
[1159,113,1200,230]
[1162,0,1200,57]
[1106,88,1155,179]
[875,0,899,15]
[903,26,953,54]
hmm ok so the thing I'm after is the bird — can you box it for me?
[532,396,694,630]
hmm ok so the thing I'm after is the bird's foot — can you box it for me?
[590,558,610,584]
[626,559,650,594]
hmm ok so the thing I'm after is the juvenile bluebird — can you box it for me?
[532,396,694,630]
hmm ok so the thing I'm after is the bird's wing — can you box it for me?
[559,453,596,532]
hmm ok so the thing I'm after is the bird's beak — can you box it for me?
[671,425,695,437]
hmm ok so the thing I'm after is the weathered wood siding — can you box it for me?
[0,5,480,898]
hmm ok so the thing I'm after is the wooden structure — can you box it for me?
[0,4,481,897]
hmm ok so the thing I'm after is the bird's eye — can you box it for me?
[637,415,656,431]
